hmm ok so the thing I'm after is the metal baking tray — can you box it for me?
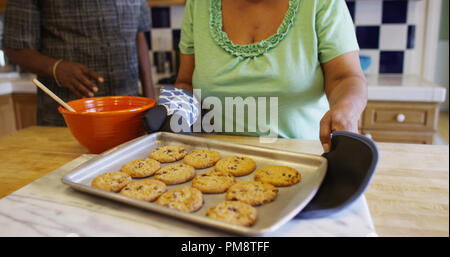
[62,132,327,235]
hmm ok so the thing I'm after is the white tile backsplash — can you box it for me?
[170,5,184,29]
[354,0,382,25]
[359,49,380,75]
[379,25,408,50]
[151,28,173,51]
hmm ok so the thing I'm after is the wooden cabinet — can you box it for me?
[360,101,440,144]
[0,94,16,136]
[0,93,37,136]
[147,0,185,6]
[12,93,37,130]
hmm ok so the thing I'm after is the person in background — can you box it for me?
[175,0,367,152]
[2,0,154,126]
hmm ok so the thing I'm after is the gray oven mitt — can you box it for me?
[296,131,379,219]
[142,86,200,134]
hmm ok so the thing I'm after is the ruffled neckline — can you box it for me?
[209,0,300,58]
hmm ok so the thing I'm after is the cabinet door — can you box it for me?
[0,94,17,136]
[12,93,37,130]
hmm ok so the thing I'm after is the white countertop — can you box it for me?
[1,72,447,103]
[365,74,447,102]
[0,72,37,95]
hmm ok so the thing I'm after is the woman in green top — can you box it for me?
[175,0,367,152]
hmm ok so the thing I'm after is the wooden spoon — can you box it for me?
[32,78,76,112]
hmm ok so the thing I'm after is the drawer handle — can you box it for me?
[396,113,406,123]
[364,133,372,139]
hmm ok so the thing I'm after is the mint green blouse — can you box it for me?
[179,0,359,139]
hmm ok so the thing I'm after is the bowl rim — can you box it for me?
[58,96,156,116]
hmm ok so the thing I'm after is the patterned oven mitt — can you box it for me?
[142,86,200,134]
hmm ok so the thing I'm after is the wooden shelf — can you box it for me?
[147,0,185,7]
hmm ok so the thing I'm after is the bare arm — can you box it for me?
[136,32,154,98]
[4,47,102,98]
[320,51,367,152]
[4,47,57,78]
[174,53,195,92]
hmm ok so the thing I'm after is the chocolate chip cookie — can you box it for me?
[120,158,160,178]
[206,201,258,227]
[91,172,132,192]
[226,181,278,206]
[156,186,203,212]
[183,149,221,169]
[154,163,196,185]
[192,170,236,194]
[254,165,301,186]
[120,179,167,201]
[150,145,187,163]
[214,156,256,176]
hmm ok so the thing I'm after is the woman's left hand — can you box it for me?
[319,100,360,153]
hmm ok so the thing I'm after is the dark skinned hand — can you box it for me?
[54,60,103,98]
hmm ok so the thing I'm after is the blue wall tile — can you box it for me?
[379,51,404,73]
[382,0,408,24]
[407,25,415,49]
[151,7,171,28]
[146,3,416,74]
[356,26,380,49]
[346,1,356,22]
[144,31,152,50]
[172,29,181,50]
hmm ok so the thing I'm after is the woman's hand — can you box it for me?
[320,100,360,152]
[321,51,367,153]
[55,61,103,98]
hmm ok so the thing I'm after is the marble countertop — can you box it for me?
[0,154,376,237]
[0,72,447,103]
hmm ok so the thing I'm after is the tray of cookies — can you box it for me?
[62,132,327,235]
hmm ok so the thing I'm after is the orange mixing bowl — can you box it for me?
[58,96,156,154]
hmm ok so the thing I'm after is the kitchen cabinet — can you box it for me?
[11,93,37,130]
[0,94,16,135]
[360,101,439,144]
[0,93,37,136]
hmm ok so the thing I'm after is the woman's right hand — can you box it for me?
[54,60,103,98]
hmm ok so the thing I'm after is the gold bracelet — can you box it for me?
[52,59,63,87]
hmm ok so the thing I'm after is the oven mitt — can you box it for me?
[142,86,200,134]
[295,130,379,219]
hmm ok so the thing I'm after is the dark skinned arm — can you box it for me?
[4,47,103,98]
[136,32,155,98]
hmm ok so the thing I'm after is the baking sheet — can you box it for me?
[62,132,327,235]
